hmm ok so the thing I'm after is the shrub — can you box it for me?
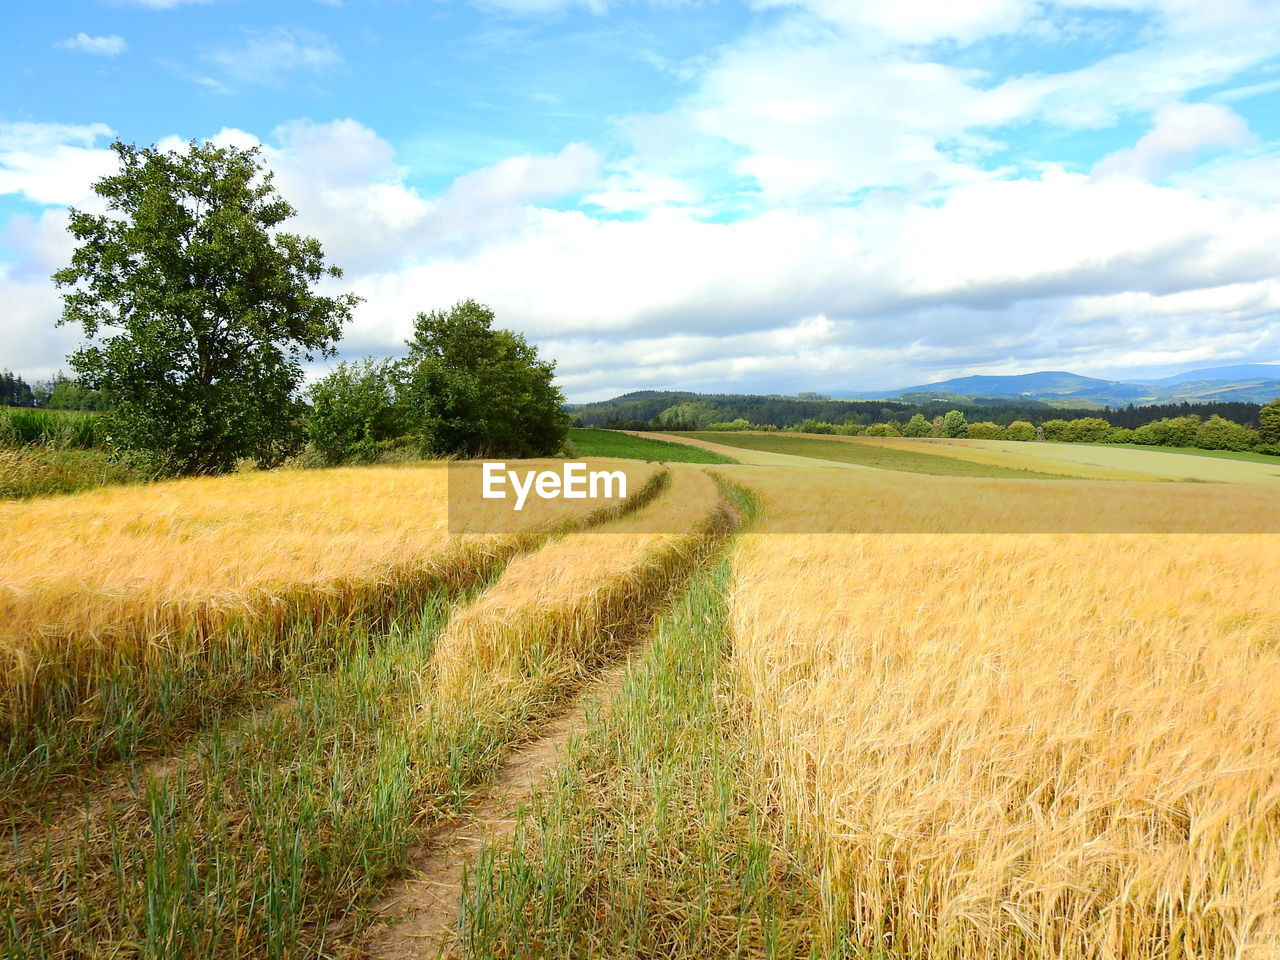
[1064,417,1115,444]
[1194,415,1258,452]
[902,413,932,437]
[967,421,1004,440]
[1258,398,1280,446]
[1041,419,1071,441]
[399,299,569,457]
[1145,415,1201,447]
[1004,420,1035,441]
[307,359,405,465]
[793,418,837,434]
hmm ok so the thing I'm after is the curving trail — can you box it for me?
[364,660,631,960]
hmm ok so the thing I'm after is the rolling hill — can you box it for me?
[855,365,1280,407]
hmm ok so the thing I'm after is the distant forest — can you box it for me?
[7,370,1268,434]
[570,390,1265,431]
[1,370,106,410]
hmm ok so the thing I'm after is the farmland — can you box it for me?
[672,430,1090,478]
[3,441,1279,959]
[568,427,739,463]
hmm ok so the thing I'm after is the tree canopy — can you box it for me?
[1260,397,1280,447]
[53,139,359,474]
[398,299,568,458]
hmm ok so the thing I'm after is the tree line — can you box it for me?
[16,139,567,476]
[687,406,1280,455]
[0,371,107,410]
[580,391,1267,434]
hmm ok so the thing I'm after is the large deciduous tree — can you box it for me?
[53,139,359,474]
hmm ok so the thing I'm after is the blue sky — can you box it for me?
[3,0,1280,400]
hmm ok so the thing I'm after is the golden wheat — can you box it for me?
[728,469,1280,959]
[433,466,734,718]
[0,460,658,752]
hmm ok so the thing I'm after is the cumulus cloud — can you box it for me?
[5,0,1280,396]
[0,121,117,206]
[54,33,127,56]
[5,108,1280,396]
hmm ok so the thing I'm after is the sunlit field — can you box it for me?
[3,445,1278,958]
[0,460,660,800]
[855,435,1280,484]
[727,469,1280,960]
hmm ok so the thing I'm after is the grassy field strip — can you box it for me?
[2,585,474,958]
[0,461,661,814]
[832,435,1163,481]
[1108,443,1280,465]
[457,500,825,960]
[633,431,861,468]
[1,466,735,959]
[711,464,1280,535]
[728,469,1280,959]
[926,437,1280,484]
[0,446,140,500]
[429,465,739,793]
[664,432,1083,479]
[364,657,637,959]
[568,428,740,464]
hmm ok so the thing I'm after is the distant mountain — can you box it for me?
[1139,363,1280,385]
[856,366,1280,407]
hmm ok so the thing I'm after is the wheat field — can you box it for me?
[434,466,733,709]
[4,445,1279,959]
[728,468,1280,960]
[0,460,659,799]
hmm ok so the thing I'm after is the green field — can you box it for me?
[677,432,1071,478]
[1108,443,1280,465]
[569,428,739,464]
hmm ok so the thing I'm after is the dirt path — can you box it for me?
[360,660,632,959]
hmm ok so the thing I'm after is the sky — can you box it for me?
[3,0,1280,401]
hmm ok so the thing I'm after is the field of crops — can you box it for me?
[568,427,739,463]
[3,442,1279,959]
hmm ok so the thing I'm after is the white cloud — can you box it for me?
[203,27,342,87]
[440,143,600,210]
[584,168,703,214]
[1093,102,1254,180]
[6,107,1280,396]
[6,0,1280,399]
[54,33,127,56]
[617,0,1280,206]
[1212,77,1280,102]
[755,0,1031,46]
[0,122,117,206]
